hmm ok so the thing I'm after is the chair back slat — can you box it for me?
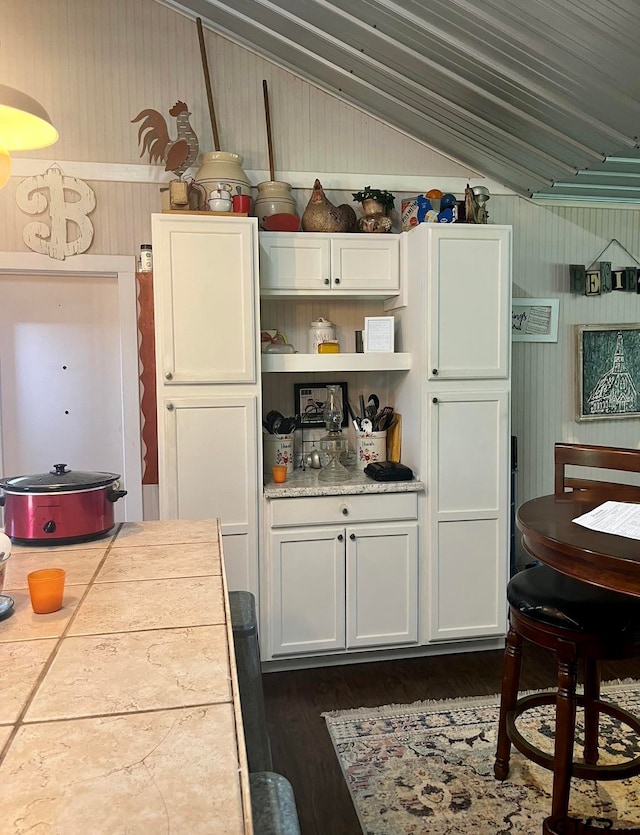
[554,443,640,501]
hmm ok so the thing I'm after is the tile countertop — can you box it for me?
[0,520,253,835]
[264,465,424,498]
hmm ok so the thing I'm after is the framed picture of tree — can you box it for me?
[576,324,640,421]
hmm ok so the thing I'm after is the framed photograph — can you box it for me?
[512,298,559,342]
[294,382,349,427]
[576,324,640,421]
[364,316,395,352]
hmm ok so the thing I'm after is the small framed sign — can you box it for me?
[364,316,395,353]
[511,298,559,342]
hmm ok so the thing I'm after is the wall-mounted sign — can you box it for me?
[15,164,96,260]
[512,298,559,342]
[569,238,640,295]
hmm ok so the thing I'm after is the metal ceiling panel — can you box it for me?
[158,0,640,200]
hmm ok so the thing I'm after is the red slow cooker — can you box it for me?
[0,463,127,545]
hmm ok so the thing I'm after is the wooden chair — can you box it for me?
[494,443,640,820]
[554,441,640,502]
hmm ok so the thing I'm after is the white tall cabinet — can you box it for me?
[396,223,512,645]
[151,214,262,597]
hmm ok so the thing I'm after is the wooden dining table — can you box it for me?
[517,493,640,835]
[517,493,640,598]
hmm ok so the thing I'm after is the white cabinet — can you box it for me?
[426,225,511,380]
[264,493,419,658]
[259,232,400,296]
[427,389,510,640]
[396,223,512,646]
[152,214,262,598]
[153,216,257,384]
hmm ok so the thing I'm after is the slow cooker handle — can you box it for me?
[0,493,4,506]
[107,489,128,503]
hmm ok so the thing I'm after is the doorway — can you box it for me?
[0,252,143,522]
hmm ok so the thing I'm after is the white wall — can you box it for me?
[489,196,640,505]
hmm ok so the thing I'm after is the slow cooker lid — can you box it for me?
[0,463,121,493]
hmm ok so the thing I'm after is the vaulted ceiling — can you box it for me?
[159,0,640,202]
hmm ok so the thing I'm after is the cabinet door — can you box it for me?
[427,225,511,379]
[152,215,258,383]
[270,527,345,656]
[158,394,259,597]
[346,523,418,649]
[331,237,400,294]
[428,390,509,641]
[259,233,330,291]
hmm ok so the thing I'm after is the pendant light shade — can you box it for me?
[0,84,58,188]
[0,148,10,189]
[0,85,58,150]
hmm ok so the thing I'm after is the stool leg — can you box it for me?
[583,658,600,765]
[494,622,522,780]
[551,640,578,819]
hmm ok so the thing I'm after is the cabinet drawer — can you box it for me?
[270,492,418,527]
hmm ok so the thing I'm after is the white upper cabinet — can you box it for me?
[152,214,258,384]
[408,225,511,380]
[259,232,400,297]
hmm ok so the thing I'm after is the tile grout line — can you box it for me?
[0,524,123,766]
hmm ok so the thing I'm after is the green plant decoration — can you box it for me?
[352,186,396,211]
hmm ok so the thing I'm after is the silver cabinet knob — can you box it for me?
[165,371,173,380]
[166,403,174,411]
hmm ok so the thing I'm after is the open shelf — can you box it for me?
[261,352,412,373]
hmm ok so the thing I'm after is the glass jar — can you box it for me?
[323,384,342,433]
[317,340,340,354]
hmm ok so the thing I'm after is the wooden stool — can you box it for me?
[494,564,640,819]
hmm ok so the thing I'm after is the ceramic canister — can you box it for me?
[194,151,252,200]
[356,430,387,470]
[264,433,294,476]
[254,181,297,228]
[308,318,336,353]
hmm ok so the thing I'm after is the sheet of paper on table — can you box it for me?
[573,500,640,540]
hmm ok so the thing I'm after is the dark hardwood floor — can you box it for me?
[262,647,640,835]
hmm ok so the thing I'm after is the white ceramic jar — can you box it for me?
[254,181,297,228]
[194,151,252,200]
[308,318,336,353]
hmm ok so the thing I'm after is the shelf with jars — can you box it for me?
[260,352,411,373]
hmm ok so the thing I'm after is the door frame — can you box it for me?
[0,251,143,521]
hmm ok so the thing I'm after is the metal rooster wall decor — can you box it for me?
[131,101,199,178]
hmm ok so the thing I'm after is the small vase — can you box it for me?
[194,151,252,200]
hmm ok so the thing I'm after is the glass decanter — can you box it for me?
[318,385,350,483]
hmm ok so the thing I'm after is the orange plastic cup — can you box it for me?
[272,465,287,484]
[27,568,66,614]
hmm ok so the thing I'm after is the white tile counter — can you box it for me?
[0,520,253,834]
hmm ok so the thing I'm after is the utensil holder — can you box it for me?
[264,433,294,476]
[356,430,387,470]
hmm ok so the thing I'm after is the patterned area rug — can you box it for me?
[323,681,640,834]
